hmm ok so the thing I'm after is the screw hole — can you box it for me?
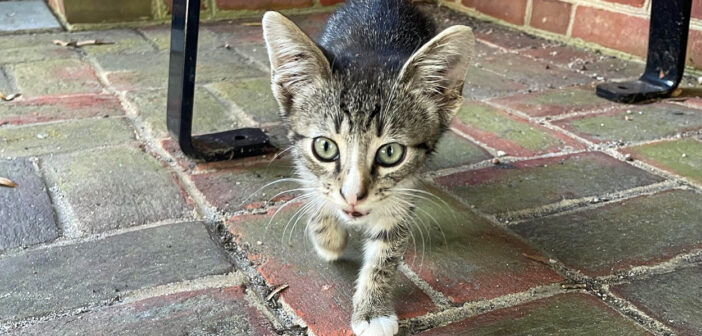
[235,135,246,140]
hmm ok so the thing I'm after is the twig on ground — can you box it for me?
[266,284,289,301]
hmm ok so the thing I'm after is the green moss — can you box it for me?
[628,138,702,184]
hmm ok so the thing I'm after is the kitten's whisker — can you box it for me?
[288,198,322,245]
[239,177,306,206]
[265,193,313,237]
[265,187,316,204]
[281,200,315,246]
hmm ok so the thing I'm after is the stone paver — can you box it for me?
[512,190,702,276]
[97,52,169,91]
[191,158,296,212]
[43,145,190,235]
[0,222,232,322]
[612,266,702,336]
[7,59,103,97]
[75,29,155,55]
[0,117,135,157]
[417,293,651,335]
[0,94,124,126]
[434,152,663,215]
[138,25,220,51]
[227,206,437,336]
[453,102,583,156]
[0,45,78,65]
[127,87,243,138]
[426,131,492,170]
[0,159,58,251]
[623,138,702,184]
[8,286,277,336]
[555,104,702,144]
[493,86,619,117]
[403,186,563,304]
[208,78,279,124]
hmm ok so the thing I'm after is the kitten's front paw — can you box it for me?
[351,315,398,336]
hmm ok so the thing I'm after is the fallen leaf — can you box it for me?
[265,284,289,301]
[0,92,21,101]
[522,252,549,265]
[53,39,114,48]
[0,177,17,188]
[242,22,262,26]
[671,88,683,97]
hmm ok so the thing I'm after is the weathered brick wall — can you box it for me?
[440,0,702,70]
[48,0,343,27]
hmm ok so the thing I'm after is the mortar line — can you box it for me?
[398,262,452,309]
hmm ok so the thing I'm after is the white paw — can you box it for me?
[351,315,399,336]
[312,241,343,262]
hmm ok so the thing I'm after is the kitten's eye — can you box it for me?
[312,137,339,162]
[376,143,406,167]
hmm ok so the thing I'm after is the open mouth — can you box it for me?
[343,209,370,218]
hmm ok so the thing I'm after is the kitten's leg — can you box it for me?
[308,213,348,261]
[351,223,408,336]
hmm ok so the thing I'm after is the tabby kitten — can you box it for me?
[262,0,473,334]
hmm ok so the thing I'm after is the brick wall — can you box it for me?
[48,0,342,28]
[440,0,702,70]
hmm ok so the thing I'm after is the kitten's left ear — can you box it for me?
[398,25,475,127]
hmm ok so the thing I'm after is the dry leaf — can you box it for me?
[265,284,289,301]
[242,22,262,26]
[522,252,549,265]
[0,177,17,188]
[53,39,114,48]
[0,92,21,101]
[671,88,683,97]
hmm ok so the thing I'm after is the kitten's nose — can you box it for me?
[340,188,367,205]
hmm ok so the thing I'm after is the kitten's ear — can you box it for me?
[262,11,331,115]
[398,25,474,127]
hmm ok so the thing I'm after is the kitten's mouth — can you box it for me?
[343,209,370,218]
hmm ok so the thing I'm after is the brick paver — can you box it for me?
[434,152,663,216]
[227,206,437,336]
[403,187,563,304]
[453,102,584,156]
[0,159,58,251]
[512,189,702,276]
[2,5,701,336]
[417,293,652,335]
[623,137,702,184]
[8,286,277,336]
[0,222,231,322]
[43,145,191,234]
[555,103,702,144]
[0,94,124,126]
[0,117,135,157]
[8,59,103,97]
[612,266,702,336]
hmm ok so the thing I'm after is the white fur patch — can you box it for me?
[351,315,399,336]
[312,239,343,262]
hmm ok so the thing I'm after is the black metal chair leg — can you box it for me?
[167,0,271,161]
[596,0,693,104]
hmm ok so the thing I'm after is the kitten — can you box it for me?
[262,0,474,335]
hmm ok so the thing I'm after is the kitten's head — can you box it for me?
[262,12,474,225]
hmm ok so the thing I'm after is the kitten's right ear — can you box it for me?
[262,11,331,115]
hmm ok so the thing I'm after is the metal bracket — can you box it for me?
[596,0,692,104]
[167,0,271,161]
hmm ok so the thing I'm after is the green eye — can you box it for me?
[312,137,339,162]
[376,143,405,167]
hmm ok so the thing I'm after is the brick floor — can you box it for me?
[1,4,701,336]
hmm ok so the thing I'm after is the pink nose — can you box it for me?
[341,189,367,205]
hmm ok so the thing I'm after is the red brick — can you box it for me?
[227,207,437,336]
[529,0,572,34]
[602,0,646,7]
[0,94,124,126]
[418,293,651,335]
[402,186,563,304]
[571,6,649,58]
[463,0,528,25]
[492,87,618,118]
[686,29,702,68]
[215,0,313,11]
[320,0,344,5]
[693,0,702,20]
